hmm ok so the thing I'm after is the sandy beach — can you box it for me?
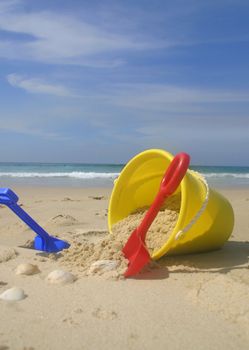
[1,0,248,349]
[0,186,248,350]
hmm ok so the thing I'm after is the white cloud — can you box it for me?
[0,2,164,66]
[0,0,20,14]
[107,83,249,112]
[0,1,247,68]
[7,73,74,97]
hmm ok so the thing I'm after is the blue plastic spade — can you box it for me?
[0,188,70,253]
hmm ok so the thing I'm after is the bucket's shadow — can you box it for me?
[134,240,249,280]
[158,240,249,274]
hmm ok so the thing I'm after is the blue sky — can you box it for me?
[0,0,249,165]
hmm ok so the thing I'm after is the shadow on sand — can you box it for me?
[133,240,249,280]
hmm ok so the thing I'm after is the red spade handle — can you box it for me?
[138,152,190,242]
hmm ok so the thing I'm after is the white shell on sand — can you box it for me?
[15,263,40,276]
[89,260,118,274]
[46,270,76,284]
[0,287,26,301]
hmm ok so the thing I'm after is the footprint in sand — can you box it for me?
[74,308,84,314]
[95,209,108,218]
[0,281,8,287]
[88,196,106,200]
[187,275,249,327]
[62,197,80,202]
[61,308,85,326]
[128,333,140,345]
[70,230,108,244]
[48,214,78,226]
[62,316,79,326]
[73,230,108,238]
[92,307,118,320]
[73,230,108,240]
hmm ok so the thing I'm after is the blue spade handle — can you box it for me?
[0,188,70,252]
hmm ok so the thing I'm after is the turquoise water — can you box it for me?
[0,162,248,188]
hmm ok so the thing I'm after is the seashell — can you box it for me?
[88,260,118,274]
[46,270,76,284]
[0,287,26,301]
[15,263,40,276]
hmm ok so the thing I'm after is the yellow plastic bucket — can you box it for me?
[108,149,234,260]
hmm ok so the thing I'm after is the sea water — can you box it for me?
[0,163,248,188]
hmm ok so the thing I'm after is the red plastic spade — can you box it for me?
[122,152,190,277]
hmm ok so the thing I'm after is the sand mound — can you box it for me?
[59,194,180,278]
[48,214,78,226]
[60,233,128,279]
[112,194,181,254]
[0,246,17,263]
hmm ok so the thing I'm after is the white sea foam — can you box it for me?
[0,171,248,180]
[203,173,249,179]
[0,172,120,179]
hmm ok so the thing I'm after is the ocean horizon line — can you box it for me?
[0,161,248,168]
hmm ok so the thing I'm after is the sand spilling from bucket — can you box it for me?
[112,193,181,254]
[60,194,180,278]
[60,233,129,279]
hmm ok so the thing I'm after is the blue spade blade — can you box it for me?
[34,235,70,253]
[0,188,70,253]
